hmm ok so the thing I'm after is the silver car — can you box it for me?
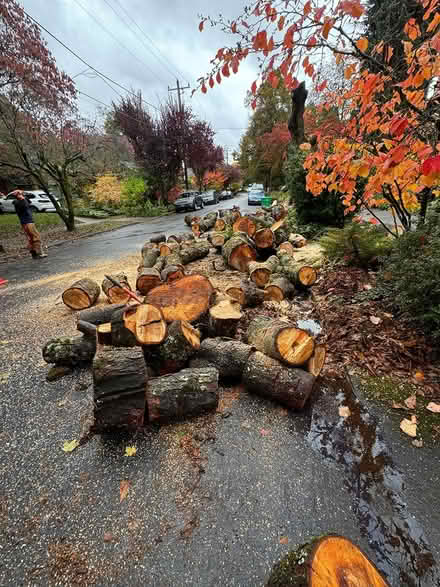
[0,190,58,213]
[201,190,219,205]
[174,191,204,212]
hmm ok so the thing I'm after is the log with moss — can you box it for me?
[184,214,200,227]
[143,320,200,375]
[248,256,279,287]
[208,232,226,249]
[42,335,96,366]
[167,233,194,244]
[189,338,254,380]
[159,242,181,257]
[199,212,218,232]
[226,279,265,308]
[277,252,318,287]
[264,277,295,302]
[177,241,210,265]
[222,234,257,272]
[141,246,160,268]
[101,273,132,304]
[62,278,100,310]
[247,316,315,367]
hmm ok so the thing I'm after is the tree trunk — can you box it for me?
[93,346,148,431]
[146,274,214,323]
[146,367,219,423]
[143,320,200,375]
[111,306,139,347]
[233,216,257,237]
[77,303,126,326]
[101,273,132,304]
[190,338,254,379]
[150,233,166,244]
[277,253,318,287]
[243,351,315,410]
[248,256,279,287]
[178,241,210,265]
[131,303,167,346]
[226,279,265,308]
[264,277,295,302]
[307,344,327,377]
[254,228,275,250]
[161,265,185,283]
[247,316,315,366]
[42,335,96,366]
[222,235,257,272]
[288,81,308,145]
[136,268,162,295]
[62,278,100,310]
[167,233,194,243]
[266,535,389,586]
[159,242,180,256]
[209,299,242,337]
[141,247,160,268]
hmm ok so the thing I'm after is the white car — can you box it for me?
[0,190,58,213]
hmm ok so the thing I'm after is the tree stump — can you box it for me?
[233,216,257,237]
[307,344,327,377]
[266,535,389,586]
[62,278,100,310]
[209,299,242,337]
[226,279,265,308]
[101,273,132,304]
[248,256,279,287]
[190,338,254,379]
[243,351,315,410]
[42,335,96,366]
[247,316,315,366]
[264,277,295,302]
[222,235,257,272]
[143,320,200,375]
[146,274,214,323]
[136,268,162,295]
[77,303,125,326]
[146,367,219,423]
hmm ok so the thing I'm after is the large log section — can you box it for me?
[62,278,100,310]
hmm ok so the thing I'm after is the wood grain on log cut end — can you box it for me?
[62,278,100,310]
[136,268,162,295]
[102,273,132,304]
[223,236,257,272]
[233,216,256,237]
[264,277,294,302]
[215,218,226,231]
[254,228,275,249]
[298,266,317,286]
[97,323,112,345]
[146,274,214,323]
[135,304,167,345]
[181,320,201,350]
[210,233,226,248]
[225,286,245,306]
[278,328,314,366]
[191,223,201,237]
[161,265,185,283]
[123,306,138,335]
[160,242,180,257]
[279,241,295,256]
[249,266,271,287]
[307,344,326,377]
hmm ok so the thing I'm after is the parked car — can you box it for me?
[0,190,58,213]
[201,190,219,205]
[250,183,264,191]
[219,190,232,201]
[174,191,204,212]
[248,189,265,206]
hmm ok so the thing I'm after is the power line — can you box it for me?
[22,8,160,112]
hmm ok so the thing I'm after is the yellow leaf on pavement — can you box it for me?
[125,446,137,457]
[63,439,79,453]
[400,415,417,438]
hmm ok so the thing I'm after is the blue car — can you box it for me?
[248,189,264,205]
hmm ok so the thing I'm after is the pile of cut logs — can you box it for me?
[43,205,325,432]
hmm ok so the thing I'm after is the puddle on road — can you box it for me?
[308,376,439,586]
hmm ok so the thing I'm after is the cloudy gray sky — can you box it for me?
[23,0,258,155]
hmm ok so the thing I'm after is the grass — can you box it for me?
[0,212,62,236]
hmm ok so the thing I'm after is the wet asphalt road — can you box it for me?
[1,193,440,585]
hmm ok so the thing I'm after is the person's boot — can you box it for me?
[35,253,48,258]
[30,250,38,258]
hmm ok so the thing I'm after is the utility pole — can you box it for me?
[168,79,190,190]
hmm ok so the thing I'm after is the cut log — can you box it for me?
[307,344,326,377]
[141,247,160,268]
[159,242,180,257]
[146,367,219,423]
[209,299,242,337]
[191,223,201,237]
[150,233,166,244]
[190,338,254,379]
[93,346,148,431]
[199,212,217,232]
[289,233,307,248]
[178,241,210,265]
[214,218,226,231]
[270,205,285,222]
[143,320,200,375]
[243,351,315,410]
[77,320,97,338]
[101,273,132,304]
[136,268,162,295]
[254,228,275,250]
[96,323,112,345]
[146,274,214,323]
[208,232,226,249]
[277,254,318,287]
[62,278,100,310]
[42,335,96,366]
[247,316,315,366]
[278,241,296,256]
[266,535,389,587]
[274,227,289,246]
[226,279,265,308]
[222,235,257,272]
[134,303,167,346]
[184,214,200,227]
[111,306,139,347]
[77,303,125,326]
[264,277,295,302]
[248,255,279,287]
[161,265,185,283]
[233,216,256,238]
[167,233,194,244]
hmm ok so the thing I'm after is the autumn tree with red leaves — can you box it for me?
[198,0,440,234]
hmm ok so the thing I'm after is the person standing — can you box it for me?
[11,190,47,258]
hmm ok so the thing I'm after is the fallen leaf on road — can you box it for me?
[400,415,417,438]
[404,395,417,410]
[120,480,130,502]
[339,406,351,419]
[370,316,382,325]
[279,536,289,545]
[104,532,114,542]
[392,402,405,410]
[260,429,271,436]
[62,439,79,453]
[426,402,440,413]
[412,439,423,448]
[125,446,137,457]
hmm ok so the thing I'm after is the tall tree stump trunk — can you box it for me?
[42,335,96,366]
[101,273,132,304]
[143,320,200,375]
[62,278,100,310]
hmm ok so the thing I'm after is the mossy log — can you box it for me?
[233,216,257,238]
[77,303,125,326]
[159,242,181,257]
[248,255,279,287]
[42,335,96,366]
[136,268,162,295]
[307,344,327,377]
[264,277,295,302]
[177,241,210,265]
[167,233,194,244]
[146,274,214,323]
[184,214,200,227]
[243,351,315,410]
[62,278,100,310]
[146,367,219,423]
[161,264,185,283]
[226,279,265,308]
[277,253,318,287]
[247,316,314,366]
[199,212,217,232]
[101,273,132,304]
[209,299,242,337]
[141,246,160,269]
[266,534,389,587]
[190,338,254,380]
[222,235,257,272]
[254,228,275,250]
[93,346,148,431]
[150,233,166,244]
[274,227,289,246]
[208,232,226,249]
[143,320,200,375]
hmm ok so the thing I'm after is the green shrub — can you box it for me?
[286,205,330,240]
[320,222,393,268]
[75,208,110,219]
[120,176,147,215]
[377,226,440,339]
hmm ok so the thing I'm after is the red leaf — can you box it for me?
[251,80,258,95]
[216,71,222,84]
[304,1,312,16]
[199,20,204,32]
[201,83,207,94]
[278,15,285,30]
[251,99,257,110]
[421,154,440,176]
[390,116,408,137]
[314,6,325,22]
[216,48,224,60]
[231,22,237,33]
[209,77,214,88]
[283,27,294,49]
[269,72,279,88]
[232,58,239,74]
[307,36,317,48]
[222,63,230,77]
[260,428,271,436]
[241,20,249,28]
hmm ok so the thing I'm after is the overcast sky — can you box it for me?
[23,0,258,155]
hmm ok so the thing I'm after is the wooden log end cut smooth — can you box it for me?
[134,304,167,345]
[209,299,242,338]
[307,344,326,377]
[97,322,112,345]
[62,278,100,310]
[264,277,295,302]
[136,268,162,295]
[254,228,275,250]
[298,266,318,286]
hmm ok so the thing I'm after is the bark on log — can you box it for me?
[143,320,200,375]
[212,258,226,271]
[289,233,307,248]
[264,277,295,302]
[277,254,318,287]
[199,212,217,232]
[226,279,265,308]
[222,235,257,272]
[141,247,160,268]
[233,216,257,238]
[208,232,226,249]
[62,278,100,310]
[270,205,285,222]
[111,306,139,347]
[274,227,289,246]
[161,265,185,283]
[136,268,162,295]
[159,242,180,257]
[96,323,112,345]
[146,274,214,323]
[247,316,315,366]
[184,214,200,227]
[146,367,219,423]
[132,303,167,346]
[243,351,315,410]
[266,535,389,587]
[278,241,296,256]
[101,273,132,304]
[167,233,194,244]
[248,255,279,287]
[150,233,166,244]
[190,338,254,379]
[209,299,242,337]
[93,346,148,431]
[307,344,327,377]
[77,303,125,326]
[254,228,275,250]
[178,241,210,265]
[77,320,97,338]
[43,335,96,366]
